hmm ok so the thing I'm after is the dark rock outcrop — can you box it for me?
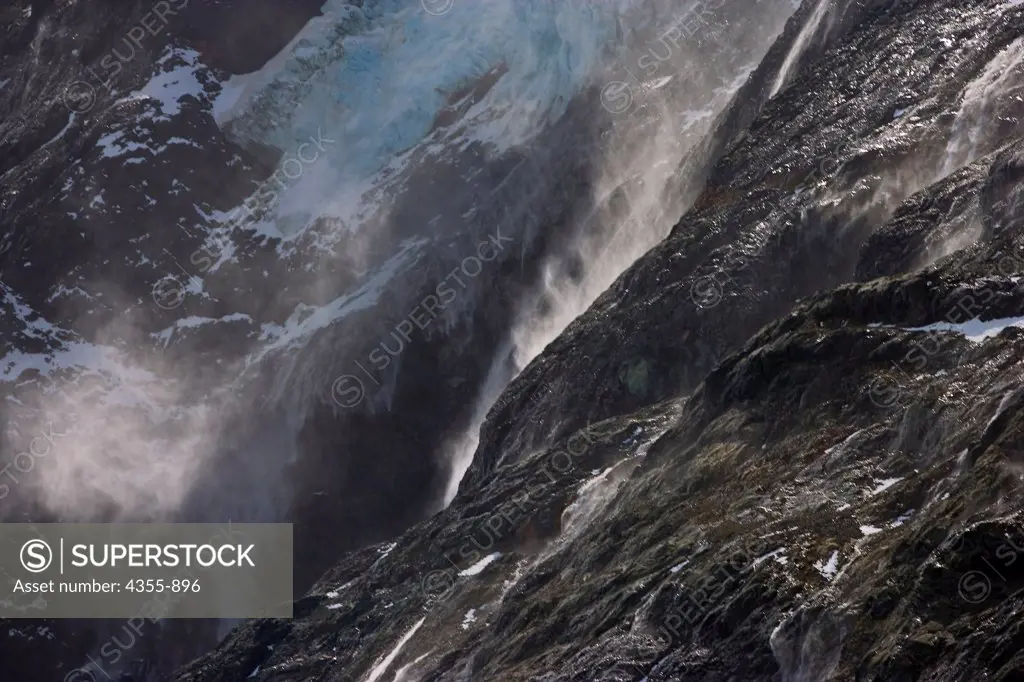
[173,1,1024,680]
[4,0,1024,680]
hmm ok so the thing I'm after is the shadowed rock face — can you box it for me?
[173,0,328,74]
[174,1,1024,680]
[4,1,1024,681]
[1,0,341,675]
[467,0,1024,486]
[3,0,778,677]
[0,0,609,675]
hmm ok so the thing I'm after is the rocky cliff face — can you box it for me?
[2,0,794,677]
[176,1,1024,680]
[4,0,1024,680]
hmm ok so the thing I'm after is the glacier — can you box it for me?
[0,0,799,558]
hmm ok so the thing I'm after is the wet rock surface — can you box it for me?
[0,0,726,678]
[3,0,1024,680]
[174,1,1024,680]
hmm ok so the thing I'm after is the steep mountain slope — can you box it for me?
[1,0,798,679]
[170,0,1024,680]
[0,0,793,576]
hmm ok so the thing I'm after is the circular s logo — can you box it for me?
[867,374,902,409]
[421,569,456,603]
[331,374,365,409]
[690,275,724,309]
[20,538,52,573]
[422,0,455,15]
[63,81,96,114]
[151,276,185,310]
[601,81,633,115]
[958,570,991,604]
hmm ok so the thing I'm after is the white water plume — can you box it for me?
[0,328,221,520]
[941,36,1024,178]
[769,0,834,99]
[441,0,799,503]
